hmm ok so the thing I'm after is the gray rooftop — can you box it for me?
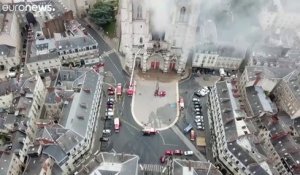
[283,70,300,101]
[77,152,139,175]
[0,44,16,57]
[261,114,300,174]
[173,159,222,175]
[27,51,59,63]
[246,86,277,116]
[196,43,246,58]
[0,131,26,175]
[43,144,67,163]
[215,81,238,142]
[56,35,97,51]
[63,70,102,138]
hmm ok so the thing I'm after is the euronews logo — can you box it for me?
[1,4,55,12]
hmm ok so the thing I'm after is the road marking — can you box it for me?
[158,133,179,147]
[120,118,140,131]
[105,55,125,82]
[112,149,116,153]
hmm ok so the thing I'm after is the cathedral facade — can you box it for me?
[120,0,201,74]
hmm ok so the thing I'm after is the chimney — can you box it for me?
[253,72,262,86]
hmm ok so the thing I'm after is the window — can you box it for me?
[137,5,142,19]
[179,7,186,22]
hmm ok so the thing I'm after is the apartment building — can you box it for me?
[255,112,300,175]
[30,68,103,174]
[209,80,278,175]
[259,0,300,31]
[0,75,46,175]
[273,70,300,119]
[192,43,246,72]
[0,12,21,71]
[26,19,98,75]
[58,0,97,17]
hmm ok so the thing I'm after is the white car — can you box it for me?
[108,97,115,102]
[194,108,201,112]
[184,151,194,156]
[195,119,201,123]
[197,126,203,130]
[103,129,111,134]
[105,111,114,116]
[196,122,202,126]
[195,115,202,119]
[192,97,200,102]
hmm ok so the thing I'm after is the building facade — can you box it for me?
[120,0,201,73]
[192,43,245,72]
[0,12,21,71]
[209,80,277,175]
[272,70,300,119]
[3,75,46,175]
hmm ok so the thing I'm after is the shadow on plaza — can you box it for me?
[143,103,177,128]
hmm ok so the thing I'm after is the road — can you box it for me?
[78,19,201,165]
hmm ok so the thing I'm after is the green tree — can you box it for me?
[89,1,115,26]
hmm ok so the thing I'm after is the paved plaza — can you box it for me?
[132,73,179,130]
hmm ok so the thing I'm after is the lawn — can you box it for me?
[102,21,116,38]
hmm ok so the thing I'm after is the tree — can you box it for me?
[89,1,115,26]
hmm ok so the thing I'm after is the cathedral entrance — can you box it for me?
[135,57,141,69]
[147,54,163,71]
[169,59,176,71]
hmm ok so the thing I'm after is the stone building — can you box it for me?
[120,0,202,74]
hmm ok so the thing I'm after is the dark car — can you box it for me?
[174,149,183,156]
[105,115,113,120]
[99,137,109,142]
[108,87,114,92]
[108,91,115,96]
[193,101,200,105]
[160,156,166,164]
[107,101,114,105]
[107,104,113,109]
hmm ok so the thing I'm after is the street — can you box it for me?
[78,19,206,166]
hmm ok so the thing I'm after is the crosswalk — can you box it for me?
[140,164,166,173]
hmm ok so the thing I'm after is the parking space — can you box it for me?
[99,82,119,152]
[178,75,219,160]
[132,75,179,130]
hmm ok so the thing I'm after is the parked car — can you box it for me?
[184,151,194,156]
[195,111,202,115]
[160,156,166,164]
[195,116,202,119]
[195,119,201,123]
[105,115,113,120]
[173,150,183,156]
[108,87,114,92]
[197,125,203,130]
[190,130,196,141]
[194,108,201,112]
[165,150,174,156]
[196,122,202,126]
[194,104,201,108]
[105,111,114,116]
[99,137,109,142]
[107,101,114,105]
[193,101,200,105]
[103,129,111,134]
[108,91,115,96]
[107,104,113,109]
[192,97,200,102]
[183,124,193,133]
[108,97,115,102]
